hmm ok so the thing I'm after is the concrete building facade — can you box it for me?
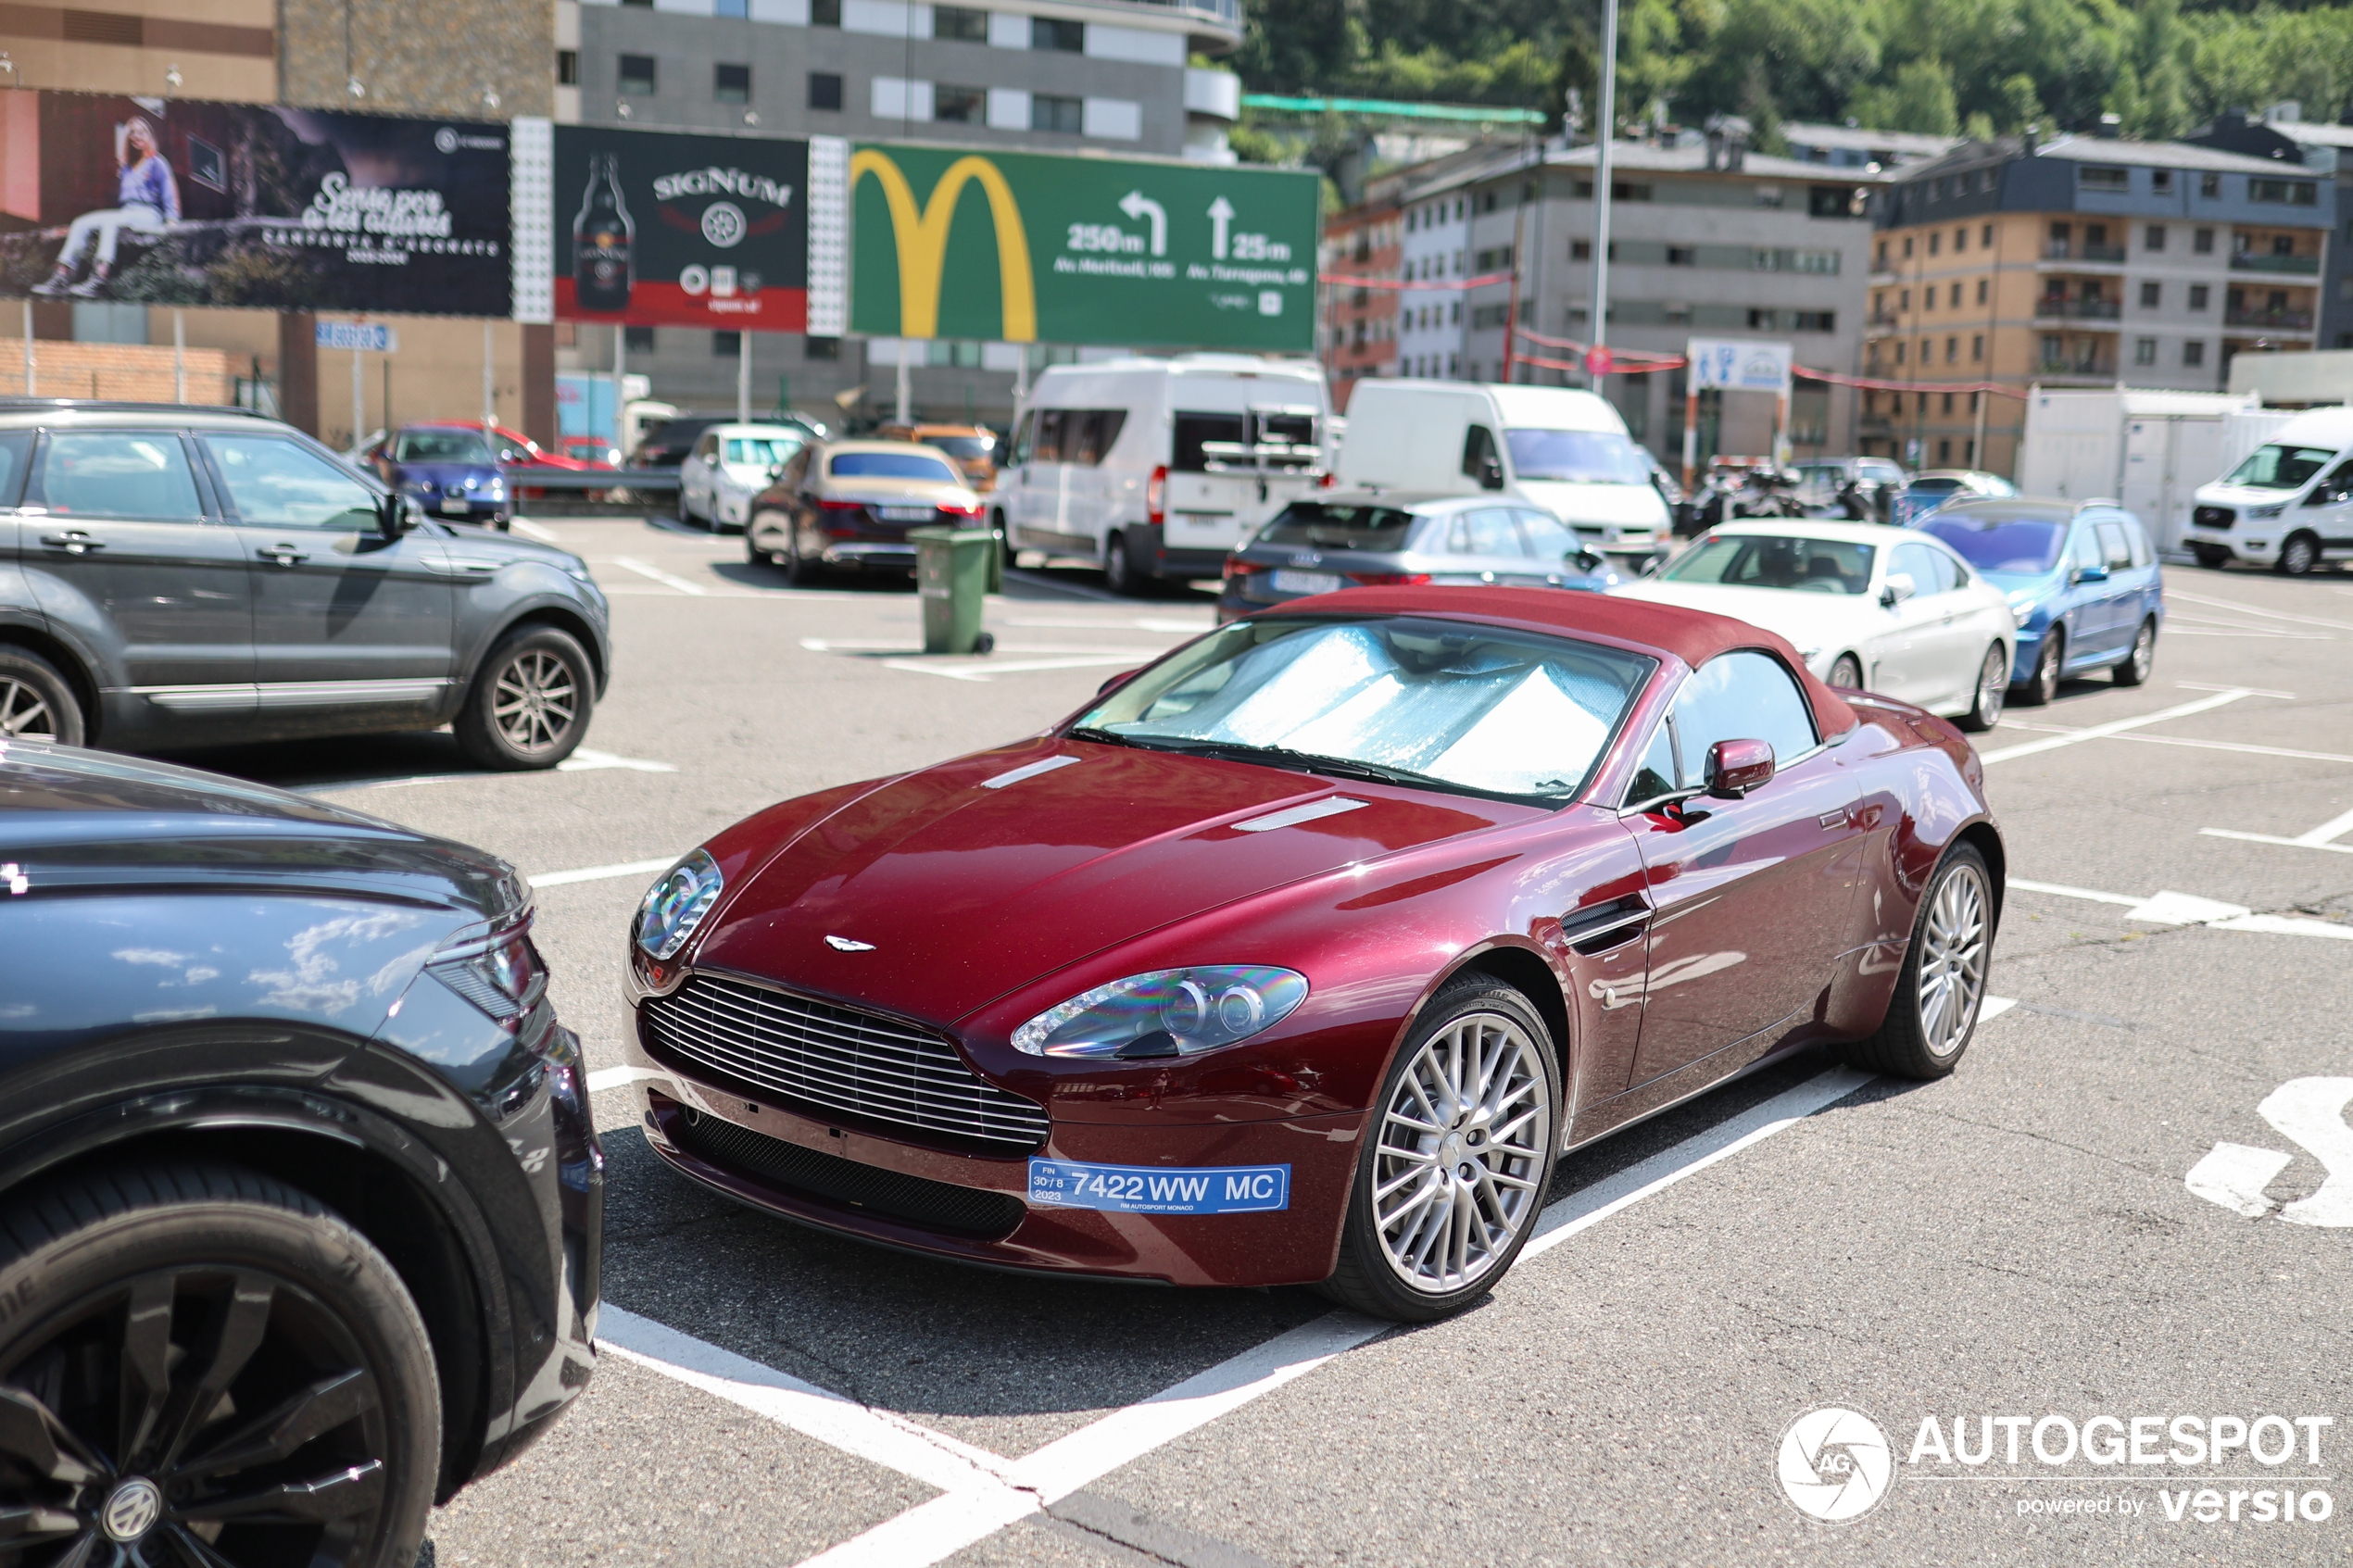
[2185,107,2353,352]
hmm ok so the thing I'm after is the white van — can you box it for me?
[996,356,1329,596]
[1336,381,1670,563]
[2184,406,2353,575]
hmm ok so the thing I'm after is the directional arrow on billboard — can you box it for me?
[1208,196,1235,261]
[1118,190,1167,257]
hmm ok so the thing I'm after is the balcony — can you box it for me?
[2232,252,2321,274]
[2224,307,2315,332]
[2034,298,2122,323]
[2043,242,2126,264]
[1868,311,1900,330]
[1184,66,1240,119]
[2038,357,2118,379]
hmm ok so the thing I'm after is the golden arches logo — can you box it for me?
[851,150,1038,343]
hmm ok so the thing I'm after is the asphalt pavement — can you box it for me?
[167,521,2353,1568]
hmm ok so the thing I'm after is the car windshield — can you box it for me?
[1908,477,1966,494]
[1073,616,1655,802]
[396,431,493,463]
[1661,534,1876,593]
[1504,428,1651,483]
[2224,443,2339,490]
[1923,515,2067,573]
[726,436,802,466]
[1255,502,1419,552]
[927,435,995,460]
[831,452,959,481]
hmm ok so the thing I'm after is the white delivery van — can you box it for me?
[2183,406,2353,575]
[1336,381,1670,563]
[996,355,1329,595]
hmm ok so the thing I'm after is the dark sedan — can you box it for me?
[744,440,984,583]
[1218,492,1624,621]
[0,402,611,768]
[371,425,511,529]
[0,741,601,1567]
[619,588,2003,1321]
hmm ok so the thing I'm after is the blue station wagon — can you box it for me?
[1922,497,2163,706]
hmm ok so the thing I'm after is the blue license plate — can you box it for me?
[1027,1159,1290,1215]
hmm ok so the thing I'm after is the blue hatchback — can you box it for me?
[1922,498,2163,706]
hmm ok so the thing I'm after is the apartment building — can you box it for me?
[1867,131,2337,473]
[2186,107,2353,350]
[1320,197,1400,407]
[1396,186,1468,381]
[559,0,1245,420]
[1780,122,1959,172]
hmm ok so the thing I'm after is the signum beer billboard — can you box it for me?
[554,125,808,330]
[848,144,1318,351]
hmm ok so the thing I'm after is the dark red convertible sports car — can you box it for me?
[623,587,2003,1320]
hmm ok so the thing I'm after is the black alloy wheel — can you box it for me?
[456,625,595,770]
[2114,618,2157,686]
[2018,631,2062,707]
[0,1164,440,1568]
[1827,654,1865,690]
[2276,532,2320,577]
[0,647,84,745]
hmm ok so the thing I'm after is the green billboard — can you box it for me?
[848,144,1319,351]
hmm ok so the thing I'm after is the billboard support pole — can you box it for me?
[895,347,910,425]
[21,301,31,395]
[172,310,185,403]
[736,331,750,424]
[351,340,364,451]
[612,324,627,459]
[482,320,495,430]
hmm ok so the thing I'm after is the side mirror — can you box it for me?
[1880,571,1917,608]
[1705,737,1775,799]
[1478,457,1505,491]
[378,492,419,536]
[1569,548,1605,573]
[2074,563,2110,585]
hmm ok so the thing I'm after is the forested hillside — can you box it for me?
[1235,0,2353,141]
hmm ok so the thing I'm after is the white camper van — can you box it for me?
[2184,406,2353,575]
[1336,381,1671,563]
[996,356,1330,595]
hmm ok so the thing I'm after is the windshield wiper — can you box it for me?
[1096,734,1446,789]
[1068,726,1139,747]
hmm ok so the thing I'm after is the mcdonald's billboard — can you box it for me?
[849,144,1318,351]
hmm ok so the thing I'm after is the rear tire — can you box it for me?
[1827,654,1864,690]
[2277,531,2320,576]
[2017,630,2061,707]
[0,645,86,744]
[0,1162,440,1568]
[746,510,785,568]
[456,625,595,770]
[1956,642,2007,733]
[2114,617,2156,686]
[1317,978,1560,1323]
[675,487,697,529]
[784,522,819,587]
[1103,532,1143,596]
[1840,843,1994,1080]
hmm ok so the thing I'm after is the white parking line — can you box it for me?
[2007,878,2353,940]
[1993,723,2353,766]
[510,518,560,543]
[1978,688,2262,765]
[2167,588,2353,633]
[585,1066,662,1093]
[557,746,679,774]
[524,856,677,888]
[2201,803,2353,855]
[610,556,711,595]
[879,655,1142,683]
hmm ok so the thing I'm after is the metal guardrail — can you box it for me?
[508,468,680,491]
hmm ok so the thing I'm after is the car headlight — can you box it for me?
[485,478,508,499]
[429,916,549,1030]
[2249,503,2284,519]
[635,849,724,960]
[1012,965,1308,1059]
[2006,589,2039,628]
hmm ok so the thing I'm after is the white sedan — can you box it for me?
[1614,520,2016,730]
[680,423,810,533]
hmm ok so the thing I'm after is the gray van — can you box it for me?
[0,401,611,767]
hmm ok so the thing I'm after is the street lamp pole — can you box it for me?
[1589,0,1619,393]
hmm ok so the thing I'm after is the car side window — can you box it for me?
[1449,507,1528,557]
[1516,508,1579,558]
[1671,650,1818,783]
[2307,459,2353,505]
[1031,410,1066,465]
[2070,527,2103,575]
[2095,520,2132,571]
[1007,411,1033,466]
[1889,541,1954,595]
[202,435,380,531]
[1622,718,1679,807]
[1461,423,1500,481]
[0,433,32,506]
[693,433,718,462]
[2124,517,2153,568]
[36,432,207,521]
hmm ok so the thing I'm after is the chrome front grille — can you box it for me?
[643,973,1050,1150]
[2193,505,2234,531]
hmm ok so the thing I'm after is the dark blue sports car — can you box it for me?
[373,424,510,529]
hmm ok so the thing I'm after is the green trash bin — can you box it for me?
[911,527,996,655]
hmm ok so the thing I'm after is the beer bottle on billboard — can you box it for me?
[573,153,634,314]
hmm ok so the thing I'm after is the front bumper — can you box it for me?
[624,1035,1361,1288]
[2184,527,2272,562]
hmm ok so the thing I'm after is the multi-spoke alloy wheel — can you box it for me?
[457,627,595,770]
[1321,982,1560,1322]
[2115,618,2156,686]
[0,649,82,746]
[0,1165,438,1568]
[1957,644,2007,732]
[0,674,57,738]
[1842,843,1996,1080]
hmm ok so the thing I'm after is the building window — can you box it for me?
[1976,278,1988,304]
[2250,178,2319,207]
[1031,94,1082,133]
[1929,232,1942,257]
[2191,227,2215,255]
[1808,185,1855,218]
[1954,227,1967,252]
[1875,241,1888,269]
[618,54,656,95]
[1970,333,1983,360]
[1982,222,1994,247]
[2200,173,2221,198]
[1903,236,1914,258]
[935,84,984,122]
[805,336,840,361]
[2152,170,2173,194]
[1571,239,1592,261]
[713,331,741,358]
[623,325,655,353]
[1032,17,1084,50]
[557,49,579,86]
[2140,281,2160,308]
[1898,289,1910,311]
[808,72,843,110]
[2144,224,2165,251]
[714,63,750,103]
[1949,282,1962,307]
[934,4,988,40]
[1667,246,1695,266]
[1939,439,1952,463]
[2183,340,2206,367]
[2135,337,2157,365]
[2189,283,2209,309]
[1894,341,1906,364]
[1747,309,1780,331]
[1793,311,1835,332]
[2079,167,2130,192]
[715,0,746,15]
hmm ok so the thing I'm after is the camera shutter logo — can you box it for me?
[702,201,748,248]
[434,127,459,155]
[1778,1408,1894,1523]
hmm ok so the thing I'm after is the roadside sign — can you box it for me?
[1686,336,1793,393]
[1584,345,1615,376]
[317,321,398,352]
[845,144,1318,351]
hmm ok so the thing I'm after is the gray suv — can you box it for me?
[0,401,611,768]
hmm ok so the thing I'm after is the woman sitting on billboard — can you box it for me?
[32,116,181,299]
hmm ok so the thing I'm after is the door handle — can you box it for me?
[258,545,309,566]
[39,532,104,555]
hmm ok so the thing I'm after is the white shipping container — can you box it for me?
[2016,387,2261,550]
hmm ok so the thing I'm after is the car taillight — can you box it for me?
[1318,471,1338,489]
[937,500,984,519]
[1148,465,1167,527]
[818,498,864,510]
[1345,571,1433,587]
[1223,558,1263,582]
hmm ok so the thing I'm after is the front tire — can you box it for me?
[1827,653,1864,690]
[2017,630,2061,707]
[456,625,595,770]
[1956,642,2007,733]
[0,645,86,744]
[1841,843,1994,1080]
[2277,531,2320,576]
[0,1162,441,1568]
[2114,617,2156,686]
[2191,544,2230,571]
[1319,979,1560,1323]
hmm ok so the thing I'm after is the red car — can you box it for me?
[622,588,2004,1320]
